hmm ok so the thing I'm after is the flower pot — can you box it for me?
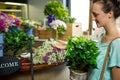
[0,33,4,57]
[24,28,33,36]
[70,70,87,80]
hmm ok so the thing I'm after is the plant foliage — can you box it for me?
[66,36,100,72]
[4,29,34,56]
[44,0,68,20]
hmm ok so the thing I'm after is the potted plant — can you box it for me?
[66,36,100,80]
[0,12,22,56]
[46,14,67,41]
[20,19,39,36]
[4,30,34,56]
[44,0,68,20]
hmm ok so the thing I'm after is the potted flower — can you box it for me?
[46,14,67,41]
[20,19,39,36]
[0,12,22,56]
[66,36,100,79]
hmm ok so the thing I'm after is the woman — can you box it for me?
[53,0,120,80]
[89,0,120,80]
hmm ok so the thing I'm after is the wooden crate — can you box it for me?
[38,30,55,39]
[37,23,82,41]
[58,23,82,41]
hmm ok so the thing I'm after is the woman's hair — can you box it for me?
[93,0,120,19]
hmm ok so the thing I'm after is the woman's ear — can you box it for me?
[108,10,114,19]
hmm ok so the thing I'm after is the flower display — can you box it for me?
[0,12,22,33]
[47,14,67,41]
[33,39,66,65]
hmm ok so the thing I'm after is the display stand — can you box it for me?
[0,39,70,80]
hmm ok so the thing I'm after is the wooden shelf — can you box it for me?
[0,9,21,12]
[20,62,64,72]
[0,2,28,18]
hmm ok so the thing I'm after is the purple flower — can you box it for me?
[47,14,56,26]
[14,17,21,27]
[0,12,21,33]
[53,47,58,52]
[0,19,6,31]
[43,55,49,63]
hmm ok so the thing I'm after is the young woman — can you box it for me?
[89,0,120,80]
[53,0,120,80]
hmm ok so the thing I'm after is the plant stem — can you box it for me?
[56,29,58,41]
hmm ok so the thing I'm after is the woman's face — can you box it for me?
[92,2,110,28]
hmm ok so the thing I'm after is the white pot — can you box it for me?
[70,70,87,80]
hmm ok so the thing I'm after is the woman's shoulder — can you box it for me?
[112,37,120,43]
[111,37,120,47]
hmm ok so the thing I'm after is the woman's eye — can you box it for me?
[93,13,99,17]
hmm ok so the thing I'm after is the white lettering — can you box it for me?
[0,62,19,69]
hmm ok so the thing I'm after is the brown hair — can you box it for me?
[93,0,120,19]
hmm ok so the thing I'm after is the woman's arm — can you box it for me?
[112,67,120,80]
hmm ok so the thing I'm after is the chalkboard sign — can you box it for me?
[0,56,21,76]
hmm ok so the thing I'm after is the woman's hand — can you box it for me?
[52,40,67,49]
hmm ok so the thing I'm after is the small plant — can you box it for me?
[66,36,100,72]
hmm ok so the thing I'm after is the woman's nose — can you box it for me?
[92,14,95,21]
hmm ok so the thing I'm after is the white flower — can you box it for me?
[32,39,66,65]
[21,19,39,28]
[50,19,67,30]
